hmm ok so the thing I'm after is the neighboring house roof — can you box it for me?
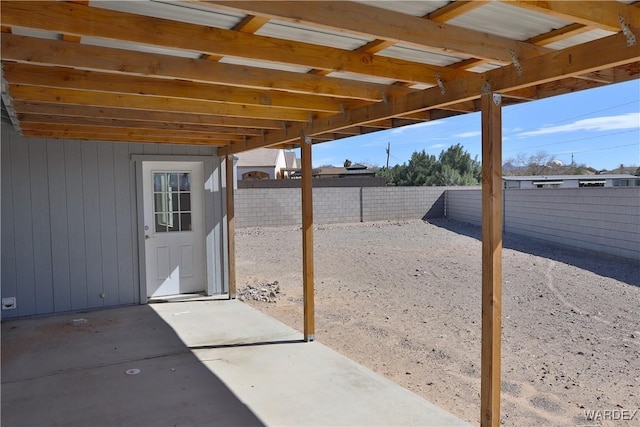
[503,174,637,181]
[314,167,346,176]
[284,152,298,169]
[236,148,280,168]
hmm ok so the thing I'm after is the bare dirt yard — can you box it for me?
[235,219,640,426]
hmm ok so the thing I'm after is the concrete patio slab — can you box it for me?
[2,299,470,427]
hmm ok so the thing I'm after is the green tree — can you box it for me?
[436,143,481,185]
[377,145,480,186]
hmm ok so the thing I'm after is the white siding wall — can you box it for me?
[1,127,223,319]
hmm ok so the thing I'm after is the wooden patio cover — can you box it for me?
[1,2,639,425]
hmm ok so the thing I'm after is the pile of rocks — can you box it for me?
[238,281,281,303]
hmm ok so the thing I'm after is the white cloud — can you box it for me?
[453,130,481,138]
[426,143,447,150]
[518,112,640,137]
[390,120,442,135]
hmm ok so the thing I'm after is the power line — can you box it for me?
[503,129,638,153]
[552,143,638,156]
[505,99,639,135]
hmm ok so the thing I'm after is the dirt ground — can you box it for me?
[235,219,640,426]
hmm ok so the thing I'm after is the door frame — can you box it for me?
[132,154,229,302]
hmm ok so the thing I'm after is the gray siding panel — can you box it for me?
[97,143,119,306]
[47,141,72,313]
[64,140,88,310]
[11,136,37,316]
[1,136,18,319]
[2,128,224,318]
[81,141,104,308]
[114,143,136,305]
[30,140,55,314]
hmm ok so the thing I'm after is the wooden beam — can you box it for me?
[225,155,237,299]
[526,23,592,46]
[2,62,363,113]
[14,100,282,130]
[480,91,503,427]
[507,0,639,32]
[0,2,469,85]
[234,14,270,33]
[428,1,488,22]
[19,122,245,140]
[208,1,549,63]
[300,136,315,342]
[17,113,264,135]
[1,34,413,102]
[222,31,640,154]
[21,130,227,145]
[8,85,317,122]
[12,101,284,129]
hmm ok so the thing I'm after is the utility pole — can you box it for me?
[386,142,390,170]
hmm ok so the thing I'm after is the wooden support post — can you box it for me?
[480,92,503,427]
[225,155,237,299]
[301,136,315,342]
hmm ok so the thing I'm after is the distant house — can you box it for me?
[235,148,299,180]
[312,163,377,179]
[503,174,640,189]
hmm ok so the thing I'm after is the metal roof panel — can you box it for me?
[255,20,371,50]
[377,45,468,67]
[218,57,313,74]
[354,1,448,17]
[545,29,617,50]
[447,2,571,41]
[81,37,201,59]
[90,0,245,29]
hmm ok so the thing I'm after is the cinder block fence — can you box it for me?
[236,186,640,261]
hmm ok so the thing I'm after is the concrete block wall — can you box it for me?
[504,188,639,260]
[235,186,455,227]
[443,187,482,225]
[235,188,301,228]
[361,187,449,221]
[235,187,361,227]
[445,187,640,260]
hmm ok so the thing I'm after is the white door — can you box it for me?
[143,162,206,298]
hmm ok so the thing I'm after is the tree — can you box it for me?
[438,143,481,184]
[377,145,480,186]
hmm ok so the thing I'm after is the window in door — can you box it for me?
[153,172,192,232]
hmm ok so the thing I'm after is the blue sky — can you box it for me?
[306,79,639,171]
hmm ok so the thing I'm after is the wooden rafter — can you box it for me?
[0,2,471,85]
[12,101,285,129]
[506,0,640,32]
[3,62,367,114]
[222,30,640,154]
[206,1,550,63]
[1,34,413,102]
[428,1,487,22]
[9,85,325,122]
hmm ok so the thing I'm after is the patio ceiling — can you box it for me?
[1,1,639,154]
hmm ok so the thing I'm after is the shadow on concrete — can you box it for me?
[1,304,265,427]
[426,218,640,287]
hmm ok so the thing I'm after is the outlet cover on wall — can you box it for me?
[2,297,16,310]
